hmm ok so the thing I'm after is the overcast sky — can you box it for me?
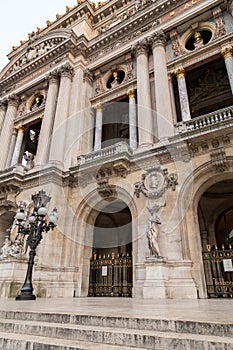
[0,0,98,71]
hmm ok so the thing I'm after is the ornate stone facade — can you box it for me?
[0,0,233,300]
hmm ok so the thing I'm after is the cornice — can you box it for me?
[86,0,224,66]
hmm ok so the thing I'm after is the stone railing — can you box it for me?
[175,105,233,134]
[77,141,132,167]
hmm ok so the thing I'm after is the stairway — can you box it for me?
[0,309,233,350]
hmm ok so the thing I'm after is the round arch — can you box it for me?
[178,160,233,298]
[71,185,139,297]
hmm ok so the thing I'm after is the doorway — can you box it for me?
[199,179,233,297]
[88,200,132,297]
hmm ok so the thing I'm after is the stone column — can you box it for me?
[94,104,103,151]
[174,67,191,121]
[49,63,73,165]
[127,88,137,149]
[149,30,174,139]
[35,71,60,165]
[0,94,19,170]
[10,126,25,166]
[132,39,153,146]
[5,129,17,168]
[221,46,233,94]
[0,101,7,133]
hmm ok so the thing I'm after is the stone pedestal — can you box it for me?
[143,256,167,298]
[143,258,197,299]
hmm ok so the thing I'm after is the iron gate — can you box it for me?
[88,252,132,297]
[202,244,233,298]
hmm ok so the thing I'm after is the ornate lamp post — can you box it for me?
[15,190,58,300]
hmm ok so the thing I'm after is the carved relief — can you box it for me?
[213,7,226,38]
[134,166,177,199]
[210,148,229,172]
[3,37,66,79]
[134,163,177,260]
[170,30,184,57]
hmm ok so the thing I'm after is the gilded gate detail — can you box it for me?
[203,244,233,298]
[88,253,132,297]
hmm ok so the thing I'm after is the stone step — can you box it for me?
[0,331,152,350]
[1,318,233,350]
[1,310,233,338]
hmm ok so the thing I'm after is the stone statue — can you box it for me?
[0,237,11,258]
[147,215,161,257]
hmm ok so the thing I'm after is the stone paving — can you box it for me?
[0,297,233,323]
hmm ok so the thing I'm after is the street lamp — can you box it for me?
[15,190,58,300]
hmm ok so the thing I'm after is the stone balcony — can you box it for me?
[175,105,233,135]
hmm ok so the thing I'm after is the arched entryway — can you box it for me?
[88,200,132,297]
[198,179,233,298]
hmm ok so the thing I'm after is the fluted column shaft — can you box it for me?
[132,40,153,146]
[94,104,103,151]
[0,95,19,170]
[36,72,60,165]
[49,64,73,165]
[150,31,174,139]
[174,67,191,121]
[10,126,25,166]
[0,102,7,134]
[127,89,137,149]
[221,46,233,94]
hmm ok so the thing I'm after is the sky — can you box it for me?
[0,0,98,71]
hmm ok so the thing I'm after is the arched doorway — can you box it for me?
[88,200,132,297]
[198,179,233,298]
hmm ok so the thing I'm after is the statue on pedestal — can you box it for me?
[146,215,161,258]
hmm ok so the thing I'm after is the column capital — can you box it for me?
[221,45,233,59]
[131,38,149,57]
[47,70,59,83]
[174,66,185,79]
[149,30,166,49]
[127,88,136,99]
[59,63,74,79]
[7,94,20,108]
[95,103,103,112]
[16,125,25,133]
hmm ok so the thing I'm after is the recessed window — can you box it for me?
[106,70,125,89]
[185,30,212,51]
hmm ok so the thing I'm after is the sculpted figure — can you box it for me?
[0,237,11,258]
[147,216,161,257]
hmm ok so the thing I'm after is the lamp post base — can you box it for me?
[15,293,36,301]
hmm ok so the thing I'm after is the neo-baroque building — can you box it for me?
[0,0,233,299]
